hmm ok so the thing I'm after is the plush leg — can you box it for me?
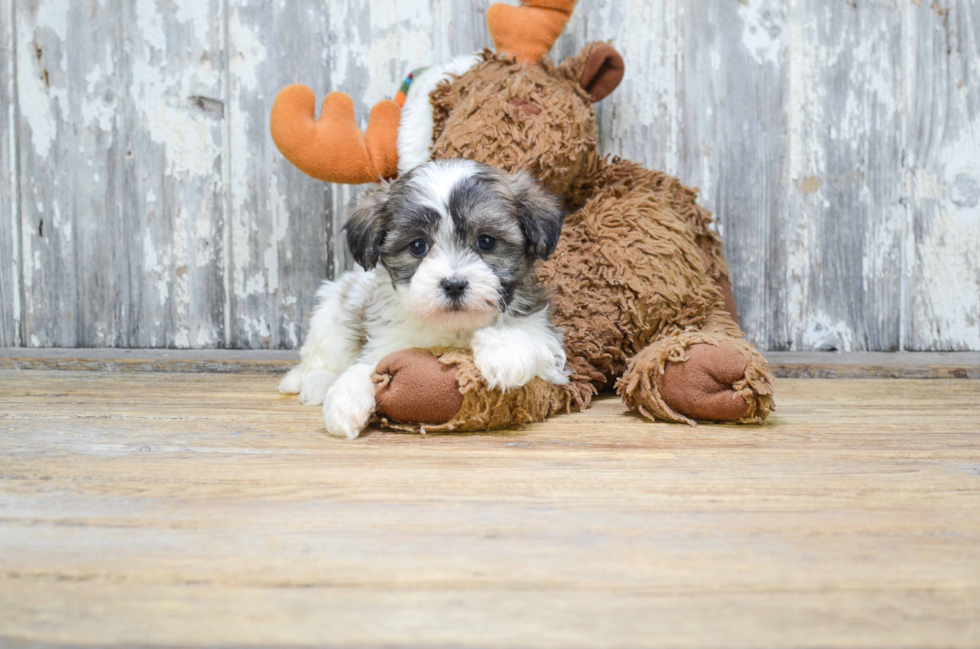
[373,348,591,432]
[617,310,774,425]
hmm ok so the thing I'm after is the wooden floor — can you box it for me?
[1,370,979,648]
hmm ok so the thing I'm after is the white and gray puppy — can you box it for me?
[279,159,570,439]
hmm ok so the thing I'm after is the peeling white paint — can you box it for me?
[802,312,855,352]
[134,62,221,178]
[5,0,22,345]
[131,0,221,178]
[194,213,216,268]
[915,170,945,201]
[909,115,980,350]
[780,0,908,350]
[173,328,190,348]
[143,233,169,307]
[261,174,299,299]
[51,202,70,244]
[228,9,261,310]
[35,0,67,41]
[578,0,679,173]
[229,11,266,93]
[171,204,191,348]
[239,315,272,341]
[785,15,811,346]
[21,222,34,300]
[16,15,66,160]
[173,0,212,47]
[135,0,167,53]
[738,0,787,67]
[196,325,218,347]
[81,48,117,133]
[863,204,903,295]
[332,0,438,102]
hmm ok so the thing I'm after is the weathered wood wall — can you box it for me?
[1,0,18,347]
[1,0,977,351]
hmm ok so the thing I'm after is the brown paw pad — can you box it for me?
[657,342,751,422]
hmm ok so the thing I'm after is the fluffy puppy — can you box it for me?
[279,159,569,439]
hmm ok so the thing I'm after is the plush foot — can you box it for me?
[620,336,774,425]
[374,349,464,425]
[657,342,751,421]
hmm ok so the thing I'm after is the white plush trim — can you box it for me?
[396,53,482,176]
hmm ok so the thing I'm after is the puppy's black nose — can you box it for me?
[440,277,468,300]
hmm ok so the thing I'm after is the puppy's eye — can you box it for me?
[409,239,429,257]
[477,235,496,252]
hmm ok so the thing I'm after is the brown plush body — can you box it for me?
[271,1,774,430]
[375,48,774,429]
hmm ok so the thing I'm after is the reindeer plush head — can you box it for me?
[270,0,624,194]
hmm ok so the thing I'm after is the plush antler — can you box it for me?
[487,0,577,65]
[270,86,400,184]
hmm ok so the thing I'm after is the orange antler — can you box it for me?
[270,86,400,184]
[487,0,577,65]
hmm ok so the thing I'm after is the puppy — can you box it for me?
[279,159,570,439]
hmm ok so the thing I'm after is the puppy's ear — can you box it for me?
[345,184,390,269]
[509,171,565,260]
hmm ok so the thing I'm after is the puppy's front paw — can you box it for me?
[473,342,538,392]
[323,398,372,440]
[322,364,376,440]
[278,367,303,395]
[299,370,339,406]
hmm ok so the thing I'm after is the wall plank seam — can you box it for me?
[220,0,232,348]
[900,1,911,352]
[8,0,22,347]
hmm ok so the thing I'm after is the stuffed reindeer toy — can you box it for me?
[271,0,774,432]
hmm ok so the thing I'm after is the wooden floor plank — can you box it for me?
[1,371,978,648]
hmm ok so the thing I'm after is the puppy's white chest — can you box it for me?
[358,277,478,363]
